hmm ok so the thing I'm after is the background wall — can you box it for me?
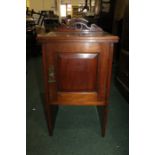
[29,0,54,11]
[28,0,86,11]
[61,0,85,5]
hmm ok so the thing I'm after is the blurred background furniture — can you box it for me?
[26,14,36,60]
[98,0,116,33]
[26,8,48,59]
[43,11,59,32]
[115,4,129,101]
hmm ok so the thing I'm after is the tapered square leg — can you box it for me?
[44,105,59,136]
[97,105,108,137]
[101,106,108,137]
[44,105,53,136]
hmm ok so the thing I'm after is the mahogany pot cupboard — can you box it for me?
[38,31,118,137]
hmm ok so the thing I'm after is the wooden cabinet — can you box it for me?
[38,31,118,136]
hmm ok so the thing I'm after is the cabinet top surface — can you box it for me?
[37,31,119,43]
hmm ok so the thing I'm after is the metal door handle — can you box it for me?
[48,65,56,83]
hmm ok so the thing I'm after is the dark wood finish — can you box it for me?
[38,31,118,136]
[52,92,104,105]
[57,53,98,91]
[97,105,108,137]
[102,105,108,137]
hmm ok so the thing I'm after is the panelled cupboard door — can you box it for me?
[43,42,112,106]
[57,53,98,92]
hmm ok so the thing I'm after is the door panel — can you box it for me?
[56,53,98,92]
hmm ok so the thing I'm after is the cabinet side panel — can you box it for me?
[97,44,110,101]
